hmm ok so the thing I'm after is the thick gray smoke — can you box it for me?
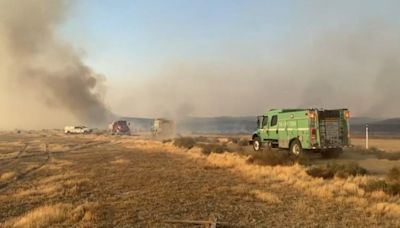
[0,0,112,129]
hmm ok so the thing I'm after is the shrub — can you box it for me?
[376,152,400,161]
[306,162,367,179]
[346,146,400,161]
[238,138,250,146]
[228,137,249,146]
[228,137,239,144]
[363,180,400,196]
[193,136,211,143]
[162,139,172,144]
[199,143,230,155]
[362,166,400,196]
[243,150,297,166]
[387,166,400,182]
[173,137,197,149]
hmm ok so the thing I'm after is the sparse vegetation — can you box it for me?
[228,137,249,146]
[172,137,197,149]
[362,167,400,196]
[346,146,400,160]
[245,150,293,166]
[5,204,71,228]
[0,171,16,181]
[193,136,217,143]
[1,132,400,226]
[306,162,368,179]
[199,143,230,155]
[162,139,172,144]
[172,137,231,154]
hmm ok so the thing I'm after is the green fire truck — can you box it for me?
[250,109,350,155]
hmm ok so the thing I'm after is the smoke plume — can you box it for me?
[118,23,400,119]
[0,0,112,129]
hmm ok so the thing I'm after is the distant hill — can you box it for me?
[119,116,400,136]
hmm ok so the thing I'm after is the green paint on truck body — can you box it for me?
[252,109,350,150]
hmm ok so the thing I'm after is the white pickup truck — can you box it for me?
[64,126,91,134]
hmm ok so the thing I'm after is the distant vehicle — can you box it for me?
[109,120,131,135]
[152,118,176,137]
[250,109,350,156]
[64,126,91,134]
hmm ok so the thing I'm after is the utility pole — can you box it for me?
[366,123,369,150]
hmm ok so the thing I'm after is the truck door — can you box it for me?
[260,116,269,140]
[268,115,279,141]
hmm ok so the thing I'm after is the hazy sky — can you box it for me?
[58,0,400,118]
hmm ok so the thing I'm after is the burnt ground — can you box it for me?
[0,132,399,227]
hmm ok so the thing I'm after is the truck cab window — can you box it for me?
[262,116,268,127]
[271,115,278,127]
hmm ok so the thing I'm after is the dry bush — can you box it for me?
[193,136,215,143]
[242,150,310,167]
[228,137,249,146]
[172,137,197,149]
[162,139,173,144]
[347,146,400,160]
[362,167,400,196]
[237,138,249,147]
[199,143,230,155]
[376,152,400,160]
[172,137,230,154]
[5,203,71,228]
[387,166,400,182]
[306,162,368,179]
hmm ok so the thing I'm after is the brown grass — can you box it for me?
[5,204,71,228]
[0,171,16,181]
[242,150,310,166]
[306,162,368,179]
[228,137,249,146]
[347,146,400,160]
[111,158,130,165]
[70,202,98,223]
[1,133,400,226]
[351,138,400,152]
[250,190,281,204]
[362,167,400,196]
[198,143,230,155]
[200,150,400,219]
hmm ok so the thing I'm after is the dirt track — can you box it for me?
[0,133,399,227]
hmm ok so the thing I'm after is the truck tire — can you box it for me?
[253,136,262,151]
[290,139,302,156]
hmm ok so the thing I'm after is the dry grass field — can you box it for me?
[0,132,400,227]
[352,137,400,152]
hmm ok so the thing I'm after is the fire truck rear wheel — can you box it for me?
[290,139,302,156]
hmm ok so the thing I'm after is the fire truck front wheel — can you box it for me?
[253,137,262,151]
